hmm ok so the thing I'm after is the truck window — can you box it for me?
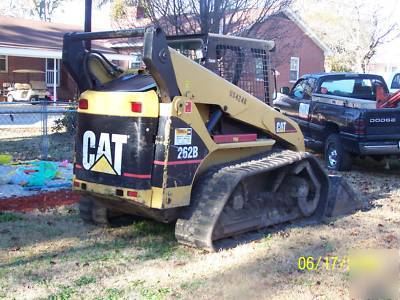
[291,79,314,100]
[320,79,354,96]
[291,80,305,99]
[391,74,400,89]
[319,78,383,100]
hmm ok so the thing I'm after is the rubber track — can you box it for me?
[175,150,318,251]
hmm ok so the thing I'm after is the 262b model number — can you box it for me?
[177,146,199,159]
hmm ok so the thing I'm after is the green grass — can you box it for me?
[130,220,183,261]
[136,238,177,261]
[47,285,76,300]
[103,288,123,300]
[180,279,204,292]
[139,286,172,300]
[0,212,23,223]
[323,241,335,253]
[92,281,172,300]
[130,221,175,239]
[74,275,96,287]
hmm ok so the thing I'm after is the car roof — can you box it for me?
[301,72,385,80]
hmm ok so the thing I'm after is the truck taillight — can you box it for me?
[354,118,365,135]
[131,102,142,113]
[79,99,88,109]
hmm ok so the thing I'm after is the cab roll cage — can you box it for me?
[62,26,180,103]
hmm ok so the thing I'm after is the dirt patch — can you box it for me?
[0,190,79,212]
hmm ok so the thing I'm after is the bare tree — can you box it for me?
[359,10,399,72]
[31,0,65,22]
[0,0,67,22]
[104,0,292,36]
[294,0,400,72]
[0,0,32,18]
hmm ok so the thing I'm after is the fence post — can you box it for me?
[41,101,49,159]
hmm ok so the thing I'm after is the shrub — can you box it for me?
[53,110,77,136]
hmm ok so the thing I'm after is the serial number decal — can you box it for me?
[177,146,198,160]
[174,128,192,145]
[229,90,247,105]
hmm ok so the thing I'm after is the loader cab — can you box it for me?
[167,33,275,105]
[166,34,206,63]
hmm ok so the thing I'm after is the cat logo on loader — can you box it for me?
[82,131,128,176]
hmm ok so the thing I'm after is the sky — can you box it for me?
[53,0,400,30]
[52,0,113,30]
[49,0,400,63]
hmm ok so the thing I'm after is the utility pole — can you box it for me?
[84,0,92,50]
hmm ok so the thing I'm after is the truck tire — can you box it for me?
[324,134,352,171]
[79,195,137,227]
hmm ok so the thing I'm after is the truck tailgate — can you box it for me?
[365,109,400,136]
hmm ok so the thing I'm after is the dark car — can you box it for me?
[274,72,400,171]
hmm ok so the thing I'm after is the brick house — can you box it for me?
[247,9,330,90]
[0,16,130,101]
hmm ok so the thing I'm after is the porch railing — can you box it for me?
[46,70,60,87]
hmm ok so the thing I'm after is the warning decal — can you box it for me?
[174,128,192,145]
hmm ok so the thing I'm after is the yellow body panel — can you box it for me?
[73,177,153,207]
[79,90,159,117]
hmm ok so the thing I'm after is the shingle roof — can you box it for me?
[0,16,114,53]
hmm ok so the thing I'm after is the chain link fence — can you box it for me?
[0,101,77,162]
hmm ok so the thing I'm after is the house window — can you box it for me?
[45,58,60,87]
[130,53,142,69]
[290,57,299,82]
[0,55,7,72]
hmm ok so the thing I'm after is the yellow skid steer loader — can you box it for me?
[62,27,358,251]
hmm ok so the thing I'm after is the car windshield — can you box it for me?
[318,77,386,100]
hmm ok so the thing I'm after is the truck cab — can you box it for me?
[274,72,400,170]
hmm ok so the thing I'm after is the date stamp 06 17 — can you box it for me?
[298,256,352,271]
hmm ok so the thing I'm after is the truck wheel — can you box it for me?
[324,134,352,171]
[79,195,137,226]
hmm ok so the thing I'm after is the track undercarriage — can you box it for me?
[175,150,334,251]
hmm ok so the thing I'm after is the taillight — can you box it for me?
[79,99,88,109]
[73,180,80,187]
[131,102,142,113]
[354,118,365,135]
[127,191,138,197]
